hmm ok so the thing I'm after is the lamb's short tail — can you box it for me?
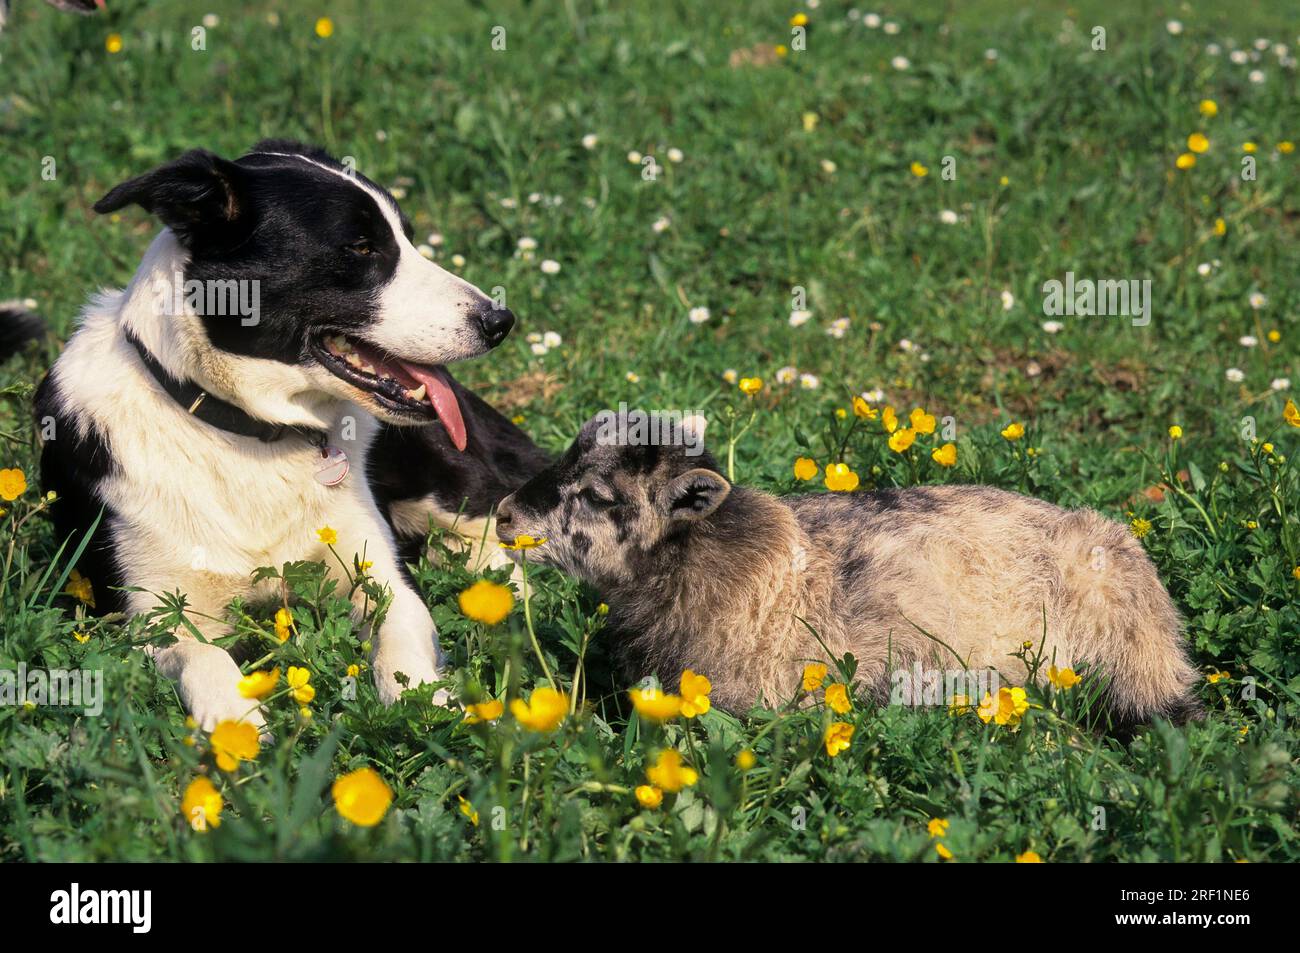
[0,302,46,362]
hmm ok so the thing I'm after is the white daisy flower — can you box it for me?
[1225,368,1245,382]
[667,147,684,163]
[627,150,643,164]
[1254,38,1270,51]
[426,232,444,247]
[827,316,851,338]
[1165,20,1183,35]
[1041,321,1064,334]
[939,209,959,224]
[1240,335,1259,347]
[985,48,999,61]
[390,187,407,200]
[1249,69,1266,83]
[688,306,711,324]
[722,368,738,384]
[528,192,542,204]
[864,13,881,28]
[375,129,388,142]
[500,197,518,209]
[530,342,549,356]
[202,13,219,28]
[526,332,543,343]
[540,259,561,275]
[799,373,821,390]
[626,371,640,383]
[1197,262,1212,276]
[1025,361,1042,378]
[789,310,813,328]
[1249,292,1268,309]
[1001,289,1015,310]
[820,159,838,174]
[1271,378,1291,391]
[1230,49,1250,64]
[581,133,599,150]
[416,244,435,260]
[451,254,466,268]
[861,388,885,403]
[891,55,911,70]
[517,236,538,252]
[652,216,671,233]
[776,366,799,385]
[883,21,899,34]
[898,338,917,352]
[1206,43,1222,55]
[582,196,597,209]
[542,331,562,348]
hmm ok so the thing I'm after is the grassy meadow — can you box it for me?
[0,0,1298,861]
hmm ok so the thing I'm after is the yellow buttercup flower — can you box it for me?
[774,44,789,57]
[105,33,123,54]
[1175,152,1196,170]
[464,699,505,724]
[181,777,223,832]
[1206,670,1231,684]
[825,682,851,714]
[823,721,854,757]
[1130,517,1152,538]
[210,720,260,772]
[739,377,764,396]
[510,686,567,732]
[1001,422,1024,440]
[881,406,898,433]
[458,579,514,625]
[287,666,315,704]
[793,457,819,481]
[888,428,916,453]
[1279,141,1295,154]
[679,670,712,718]
[1016,850,1043,863]
[500,534,546,550]
[64,569,95,607]
[1168,425,1183,440]
[1047,665,1080,690]
[927,817,950,837]
[645,749,698,792]
[935,842,954,860]
[1198,99,1217,117]
[346,663,360,678]
[801,111,819,133]
[1187,132,1209,153]
[1292,565,1300,581]
[789,12,808,27]
[977,686,1030,726]
[635,784,664,808]
[735,749,756,771]
[852,396,878,420]
[274,607,293,643]
[948,693,972,716]
[317,525,338,545]
[1242,142,1256,154]
[802,663,828,691]
[1213,217,1227,235]
[458,795,480,826]
[331,767,393,827]
[1283,399,1300,427]
[0,468,26,501]
[629,685,683,722]
[910,161,928,177]
[314,16,334,38]
[72,630,90,644]
[237,667,280,700]
[931,443,957,467]
[824,463,860,492]
[908,407,936,434]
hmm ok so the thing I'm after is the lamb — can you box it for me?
[494,411,1202,726]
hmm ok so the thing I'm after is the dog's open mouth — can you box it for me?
[310,333,467,450]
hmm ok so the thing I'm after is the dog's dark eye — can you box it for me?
[580,487,617,509]
[347,240,375,257]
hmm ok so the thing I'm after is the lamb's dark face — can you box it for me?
[496,412,730,585]
[93,141,513,445]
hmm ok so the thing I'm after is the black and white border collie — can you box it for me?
[18,140,548,730]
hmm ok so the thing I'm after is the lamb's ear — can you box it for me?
[93,149,249,248]
[662,468,731,521]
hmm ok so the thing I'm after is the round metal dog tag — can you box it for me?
[314,446,349,486]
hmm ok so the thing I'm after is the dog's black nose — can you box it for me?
[477,306,515,347]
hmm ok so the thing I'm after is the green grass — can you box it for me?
[1,0,1298,861]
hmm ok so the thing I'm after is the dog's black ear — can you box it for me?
[93,150,249,247]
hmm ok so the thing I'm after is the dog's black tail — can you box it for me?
[0,302,46,362]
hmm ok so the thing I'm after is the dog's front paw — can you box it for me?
[372,648,451,706]
[183,677,268,735]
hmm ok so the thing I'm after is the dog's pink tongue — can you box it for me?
[400,362,467,451]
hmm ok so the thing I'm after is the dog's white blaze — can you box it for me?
[256,151,492,365]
